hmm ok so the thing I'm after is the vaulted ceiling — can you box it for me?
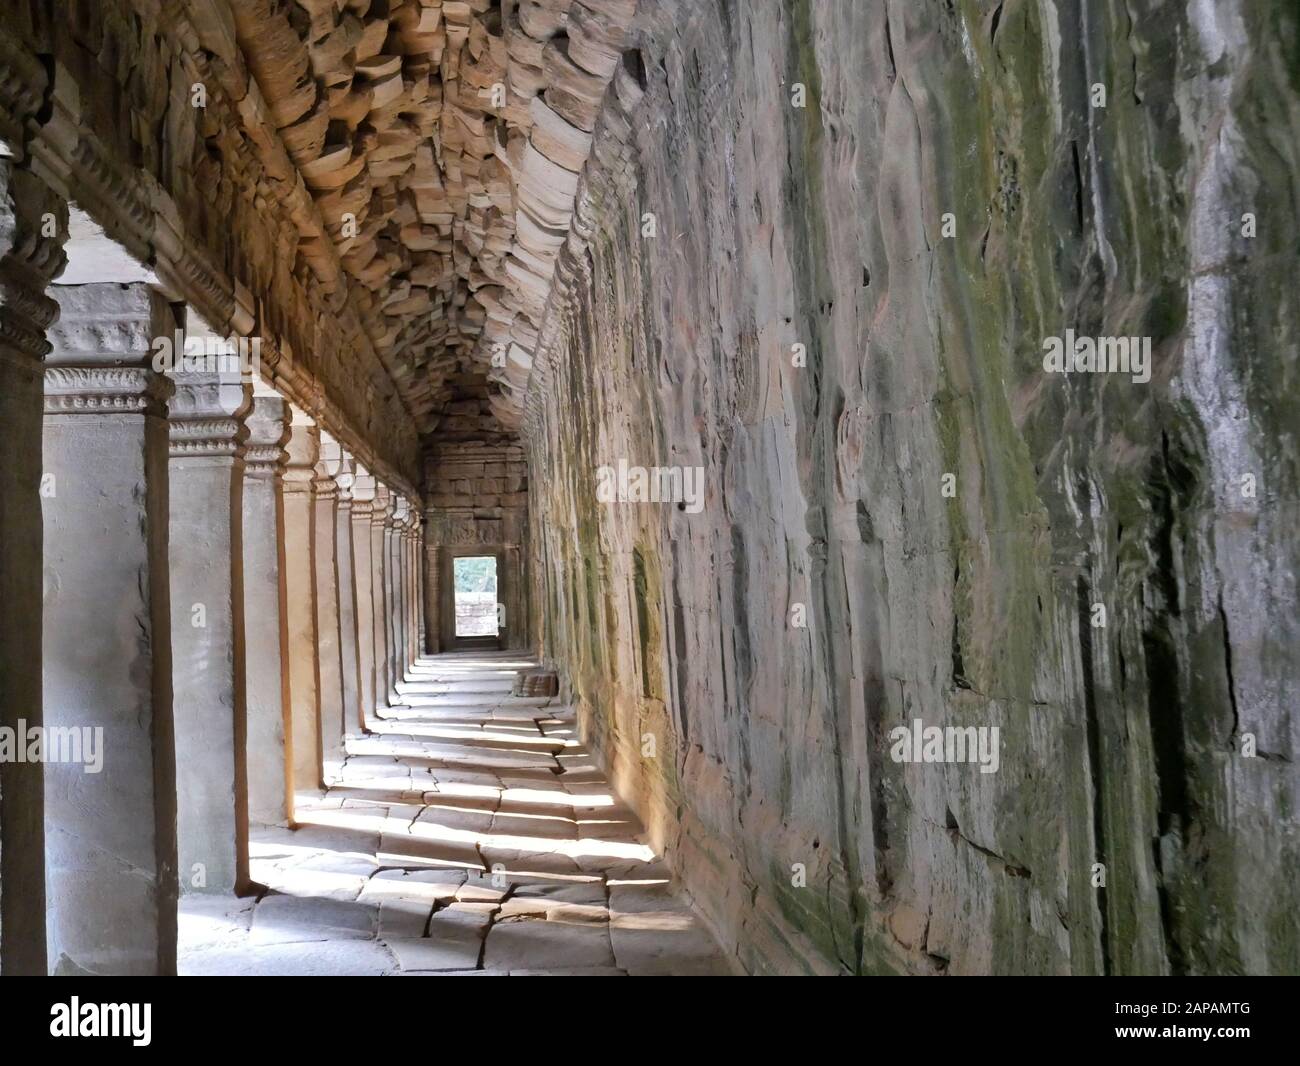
[228,0,634,443]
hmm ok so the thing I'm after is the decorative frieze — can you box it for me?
[43,366,172,414]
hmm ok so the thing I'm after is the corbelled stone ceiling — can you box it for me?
[229,0,633,440]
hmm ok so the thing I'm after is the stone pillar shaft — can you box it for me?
[335,452,360,744]
[0,158,65,975]
[392,510,407,683]
[350,469,377,728]
[43,285,181,974]
[313,435,345,779]
[384,507,402,697]
[167,350,251,895]
[370,487,392,707]
[242,392,291,826]
[281,407,320,800]
[408,522,421,664]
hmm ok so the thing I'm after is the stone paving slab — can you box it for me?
[249,893,377,945]
[378,898,436,938]
[484,918,616,971]
[377,833,484,871]
[181,940,396,976]
[609,926,735,976]
[180,652,732,976]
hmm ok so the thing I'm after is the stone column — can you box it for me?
[313,432,345,781]
[166,340,251,895]
[388,497,409,694]
[401,503,415,668]
[0,158,65,975]
[334,450,360,744]
[241,385,291,826]
[425,533,442,655]
[416,516,427,654]
[407,516,421,664]
[350,467,377,728]
[395,503,411,678]
[370,485,393,707]
[281,404,321,800]
[42,283,176,974]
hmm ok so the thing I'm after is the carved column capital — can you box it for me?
[243,392,289,478]
[44,283,174,416]
[350,463,376,519]
[391,495,411,530]
[373,484,394,527]
[335,449,357,509]
[0,159,68,366]
[44,364,172,414]
[281,402,319,494]
[167,380,250,457]
[0,36,48,153]
[313,430,343,500]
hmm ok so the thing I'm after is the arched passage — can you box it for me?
[0,0,1296,980]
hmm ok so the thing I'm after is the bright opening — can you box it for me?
[453,555,498,637]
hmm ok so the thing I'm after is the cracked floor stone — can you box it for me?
[180,651,733,976]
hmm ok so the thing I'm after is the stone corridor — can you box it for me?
[179,652,730,976]
[1,1,1297,980]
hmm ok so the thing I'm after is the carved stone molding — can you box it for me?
[390,496,411,530]
[27,69,154,271]
[0,34,47,154]
[44,366,172,415]
[372,485,394,528]
[313,430,343,500]
[44,283,171,414]
[335,451,357,507]
[428,511,506,548]
[281,403,319,495]
[351,466,376,520]
[0,161,68,366]
[3,27,422,495]
[312,473,339,501]
[244,443,284,472]
[243,393,289,478]
[169,416,246,457]
[167,373,251,459]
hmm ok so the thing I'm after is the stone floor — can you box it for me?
[179,651,732,976]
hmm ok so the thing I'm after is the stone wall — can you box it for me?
[526,0,1300,975]
[425,440,529,649]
